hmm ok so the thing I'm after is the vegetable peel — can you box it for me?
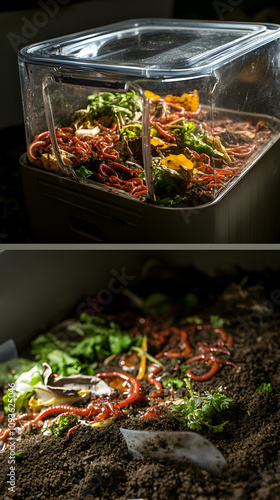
[164,91,199,112]
[161,154,194,171]
[90,417,115,428]
[151,137,177,149]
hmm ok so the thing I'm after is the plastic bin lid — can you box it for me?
[19,18,280,78]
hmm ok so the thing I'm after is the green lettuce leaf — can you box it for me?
[31,316,141,375]
[87,90,142,121]
[75,166,94,179]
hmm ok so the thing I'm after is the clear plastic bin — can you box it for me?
[18,19,280,241]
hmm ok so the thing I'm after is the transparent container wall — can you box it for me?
[20,64,154,195]
[207,38,280,193]
[213,38,280,119]
[19,62,49,146]
[19,20,280,208]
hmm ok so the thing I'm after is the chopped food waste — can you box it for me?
[27,90,272,206]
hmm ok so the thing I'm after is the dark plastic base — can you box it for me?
[20,143,280,243]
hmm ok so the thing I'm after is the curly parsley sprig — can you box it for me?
[168,378,234,432]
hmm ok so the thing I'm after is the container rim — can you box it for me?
[18,18,280,79]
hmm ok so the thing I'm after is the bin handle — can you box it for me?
[42,76,78,179]
[53,75,128,91]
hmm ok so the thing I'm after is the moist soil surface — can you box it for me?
[0,269,280,500]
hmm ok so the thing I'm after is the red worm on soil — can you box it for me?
[187,359,220,381]
[19,403,97,434]
[153,326,192,358]
[147,364,163,398]
[187,324,233,348]
[28,127,147,197]
[155,123,176,142]
[0,411,41,445]
[197,345,231,356]
[213,327,234,347]
[225,144,256,157]
[185,106,201,118]
[28,139,51,161]
[186,352,236,381]
[142,405,166,420]
[93,119,117,133]
[96,372,142,409]
[67,423,81,439]
[0,373,141,445]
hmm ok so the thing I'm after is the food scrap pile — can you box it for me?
[0,271,279,500]
[27,89,272,206]
[0,308,236,451]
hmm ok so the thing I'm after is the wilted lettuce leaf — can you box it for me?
[3,365,43,413]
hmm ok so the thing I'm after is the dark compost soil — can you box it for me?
[0,269,280,500]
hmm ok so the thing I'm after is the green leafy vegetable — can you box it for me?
[31,333,86,377]
[108,331,139,355]
[162,377,184,390]
[48,414,79,437]
[185,315,203,325]
[87,90,142,121]
[3,366,43,413]
[180,364,191,374]
[46,349,86,376]
[182,121,196,134]
[80,313,106,325]
[75,166,94,178]
[184,133,214,156]
[168,378,234,432]
[255,382,272,394]
[120,122,142,139]
[31,316,141,376]
[143,293,171,315]
[69,318,142,355]
[175,120,226,158]
[15,451,27,459]
[153,167,176,197]
[137,170,145,179]
[210,315,225,328]
[155,195,182,207]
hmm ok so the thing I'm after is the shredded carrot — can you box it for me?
[137,336,148,380]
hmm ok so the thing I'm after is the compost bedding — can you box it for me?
[0,268,280,500]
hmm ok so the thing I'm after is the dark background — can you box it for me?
[1,0,279,243]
